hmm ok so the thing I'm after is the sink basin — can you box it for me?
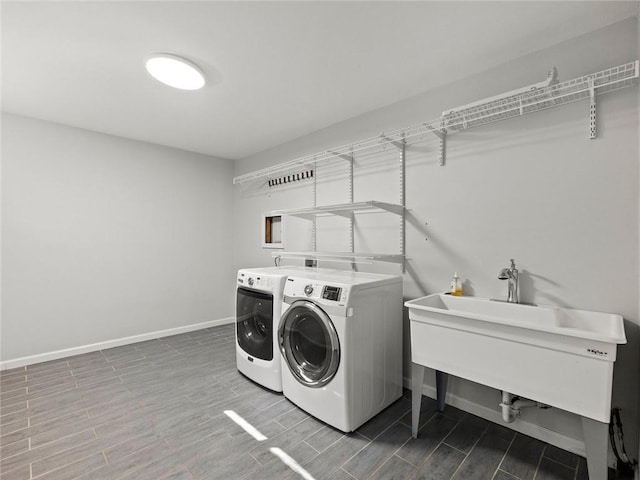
[406,293,626,423]
[406,294,626,344]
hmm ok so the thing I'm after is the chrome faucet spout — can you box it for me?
[498,259,519,303]
[498,268,511,280]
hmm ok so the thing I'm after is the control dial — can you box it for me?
[304,284,314,296]
[248,277,254,286]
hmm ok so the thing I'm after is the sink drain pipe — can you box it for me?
[500,391,547,422]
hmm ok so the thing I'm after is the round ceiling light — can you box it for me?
[145,54,205,90]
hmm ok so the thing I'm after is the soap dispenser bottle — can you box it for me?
[450,273,462,296]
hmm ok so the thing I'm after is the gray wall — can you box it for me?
[1,114,235,362]
[233,18,639,459]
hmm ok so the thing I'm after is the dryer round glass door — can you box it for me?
[236,287,274,361]
[279,300,340,388]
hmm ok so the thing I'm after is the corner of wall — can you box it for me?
[636,8,640,476]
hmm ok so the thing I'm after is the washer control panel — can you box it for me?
[322,286,342,301]
[285,278,348,305]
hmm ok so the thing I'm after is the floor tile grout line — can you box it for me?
[360,408,412,443]
[532,444,547,479]
[21,408,89,435]
[496,468,520,479]
[491,432,517,480]
[343,467,359,480]
[0,426,98,470]
[445,423,489,480]
[26,367,75,382]
[29,448,105,480]
[0,365,27,375]
[542,454,581,471]
[0,411,29,428]
[1,385,84,409]
[302,439,321,455]
[367,450,412,480]
[411,426,461,472]
[543,441,587,470]
[432,414,468,458]
[309,430,343,456]
[248,449,265,467]
[0,385,27,403]
[352,417,417,477]
[0,383,29,395]
[446,449,469,480]
[0,397,30,411]
[441,441,469,457]
[403,410,468,472]
[332,432,375,476]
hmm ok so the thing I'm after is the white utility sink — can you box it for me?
[407,293,626,344]
[406,293,627,480]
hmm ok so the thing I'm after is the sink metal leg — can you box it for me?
[411,363,425,438]
[581,416,609,480]
[436,370,448,412]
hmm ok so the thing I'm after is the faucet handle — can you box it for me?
[510,259,516,269]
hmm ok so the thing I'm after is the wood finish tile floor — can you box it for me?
[0,324,621,480]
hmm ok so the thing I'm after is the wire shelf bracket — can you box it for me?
[379,133,406,151]
[588,78,597,139]
[327,150,354,162]
[424,122,447,166]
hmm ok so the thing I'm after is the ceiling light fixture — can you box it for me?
[145,53,205,90]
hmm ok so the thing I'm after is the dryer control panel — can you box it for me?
[237,272,271,289]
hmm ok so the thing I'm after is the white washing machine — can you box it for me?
[235,266,333,392]
[278,270,403,432]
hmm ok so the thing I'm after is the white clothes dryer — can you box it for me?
[235,266,333,392]
[278,270,403,432]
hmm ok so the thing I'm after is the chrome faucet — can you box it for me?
[498,259,519,303]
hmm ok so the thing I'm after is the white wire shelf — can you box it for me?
[268,200,404,218]
[441,61,639,131]
[273,251,406,265]
[232,126,424,185]
[232,60,638,184]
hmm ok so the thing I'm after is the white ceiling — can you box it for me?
[2,1,638,160]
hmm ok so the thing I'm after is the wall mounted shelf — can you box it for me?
[233,60,639,184]
[268,200,406,267]
[273,251,405,265]
[233,128,417,186]
[441,60,639,140]
[269,200,405,218]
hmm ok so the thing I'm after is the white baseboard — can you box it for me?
[1,317,235,371]
[403,377,587,458]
